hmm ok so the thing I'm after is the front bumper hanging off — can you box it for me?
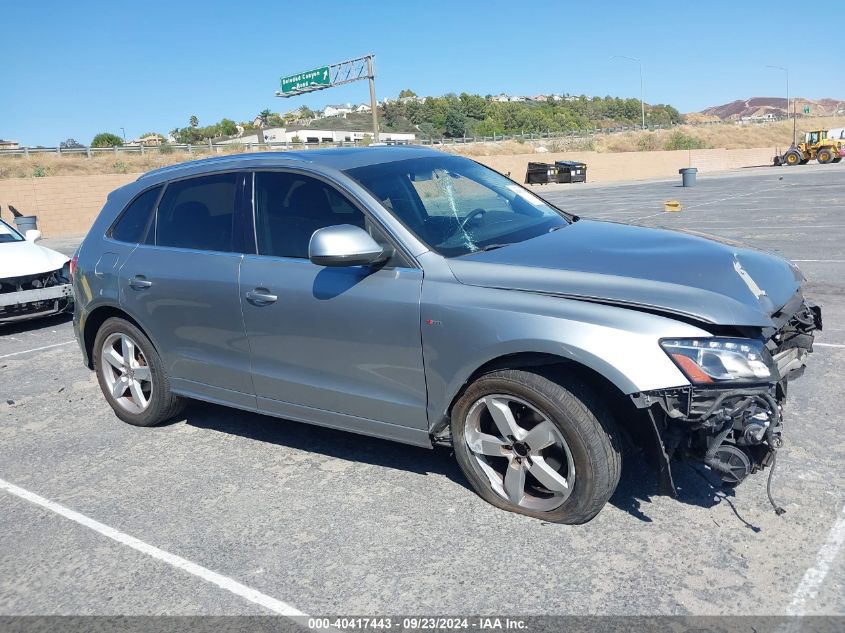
[0,273,73,323]
[631,299,822,499]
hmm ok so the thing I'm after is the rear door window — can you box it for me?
[156,173,239,252]
[110,186,161,243]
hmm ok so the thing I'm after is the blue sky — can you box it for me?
[4,0,844,146]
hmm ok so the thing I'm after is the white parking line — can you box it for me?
[816,343,845,349]
[792,260,845,263]
[0,477,308,617]
[786,503,845,616]
[0,340,76,360]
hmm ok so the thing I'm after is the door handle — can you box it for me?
[129,275,152,290]
[246,288,278,305]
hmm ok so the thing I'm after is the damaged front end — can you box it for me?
[0,268,73,323]
[631,299,822,510]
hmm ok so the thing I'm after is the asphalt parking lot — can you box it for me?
[1,163,843,618]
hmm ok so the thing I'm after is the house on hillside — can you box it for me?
[354,103,372,113]
[532,95,548,102]
[491,94,510,102]
[125,134,165,147]
[324,104,353,117]
[0,139,20,150]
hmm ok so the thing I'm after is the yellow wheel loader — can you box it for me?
[774,130,845,166]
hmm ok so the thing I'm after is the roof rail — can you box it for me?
[136,152,306,181]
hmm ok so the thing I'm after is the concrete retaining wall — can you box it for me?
[0,174,135,239]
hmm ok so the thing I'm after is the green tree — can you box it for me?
[459,93,488,120]
[189,115,199,128]
[418,122,437,140]
[219,118,238,136]
[444,107,468,137]
[398,89,417,99]
[60,138,84,149]
[90,132,123,148]
[381,101,399,128]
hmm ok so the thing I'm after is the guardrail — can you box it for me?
[0,114,832,157]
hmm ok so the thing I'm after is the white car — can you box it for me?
[0,219,73,323]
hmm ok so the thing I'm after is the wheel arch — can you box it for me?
[81,304,153,369]
[433,349,642,438]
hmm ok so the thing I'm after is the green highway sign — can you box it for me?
[280,66,331,93]
[803,106,810,114]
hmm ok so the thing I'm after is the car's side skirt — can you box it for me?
[170,378,433,448]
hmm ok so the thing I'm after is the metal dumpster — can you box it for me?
[555,161,587,183]
[524,162,558,185]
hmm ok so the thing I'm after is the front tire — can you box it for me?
[451,370,622,524]
[783,150,802,166]
[93,317,185,427]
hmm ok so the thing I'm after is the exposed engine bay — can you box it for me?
[632,299,822,512]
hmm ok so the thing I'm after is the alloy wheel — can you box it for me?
[464,394,575,511]
[100,332,153,414]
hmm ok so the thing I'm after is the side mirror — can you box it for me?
[25,229,42,242]
[309,224,387,267]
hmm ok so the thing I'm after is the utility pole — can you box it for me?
[766,65,793,145]
[120,127,126,143]
[611,55,645,129]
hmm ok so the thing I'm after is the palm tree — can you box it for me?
[258,108,272,127]
[189,115,199,128]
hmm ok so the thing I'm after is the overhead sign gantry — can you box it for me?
[276,54,379,142]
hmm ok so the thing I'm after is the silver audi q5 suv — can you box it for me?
[73,147,820,523]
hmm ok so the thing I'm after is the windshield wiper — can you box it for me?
[475,243,510,252]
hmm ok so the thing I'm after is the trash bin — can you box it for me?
[679,167,698,187]
[524,162,558,185]
[554,161,587,183]
[13,215,38,234]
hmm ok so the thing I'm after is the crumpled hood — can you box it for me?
[447,220,803,327]
[0,241,69,279]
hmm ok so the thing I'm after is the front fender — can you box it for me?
[421,279,706,430]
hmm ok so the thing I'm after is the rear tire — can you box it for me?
[817,148,834,164]
[93,317,185,427]
[451,369,622,524]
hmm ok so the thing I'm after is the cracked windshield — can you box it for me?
[345,156,568,257]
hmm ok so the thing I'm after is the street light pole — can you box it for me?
[120,127,126,143]
[766,65,793,145]
[611,55,645,129]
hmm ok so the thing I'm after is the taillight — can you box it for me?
[69,253,78,280]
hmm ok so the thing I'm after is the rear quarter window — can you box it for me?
[109,186,162,243]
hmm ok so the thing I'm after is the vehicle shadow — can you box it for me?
[180,401,759,528]
[181,401,471,490]
[609,449,760,530]
[0,311,72,335]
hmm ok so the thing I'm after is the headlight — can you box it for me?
[660,338,776,385]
